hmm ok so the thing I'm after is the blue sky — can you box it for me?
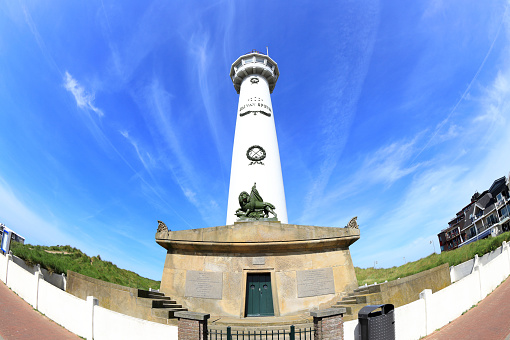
[1,1,510,280]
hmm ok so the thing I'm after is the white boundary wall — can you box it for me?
[344,241,510,340]
[0,252,178,339]
[2,241,510,340]
[94,306,178,340]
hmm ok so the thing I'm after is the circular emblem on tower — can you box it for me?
[246,145,266,165]
[250,77,259,84]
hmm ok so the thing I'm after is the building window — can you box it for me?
[487,214,498,226]
[500,206,510,218]
[468,227,477,239]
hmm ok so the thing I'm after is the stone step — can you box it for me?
[353,293,382,305]
[138,289,165,299]
[152,300,183,309]
[137,298,177,308]
[341,292,382,304]
[332,304,366,321]
[332,304,352,314]
[152,307,188,319]
[340,297,357,304]
[353,288,370,295]
[354,285,381,294]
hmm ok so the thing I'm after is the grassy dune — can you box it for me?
[11,231,510,290]
[355,231,510,286]
[10,242,160,291]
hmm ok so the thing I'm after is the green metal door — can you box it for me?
[245,273,274,317]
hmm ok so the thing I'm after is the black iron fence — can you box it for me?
[209,325,313,340]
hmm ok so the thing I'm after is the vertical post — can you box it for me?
[310,308,345,340]
[502,241,510,276]
[175,311,210,340]
[473,254,485,299]
[86,296,98,340]
[227,326,232,340]
[33,265,43,309]
[419,289,433,335]
[290,325,295,340]
[4,253,11,284]
[62,273,67,291]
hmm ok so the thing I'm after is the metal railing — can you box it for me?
[209,325,313,340]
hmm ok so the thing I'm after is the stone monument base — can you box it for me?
[156,221,360,318]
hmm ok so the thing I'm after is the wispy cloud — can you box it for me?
[353,23,510,268]
[0,175,73,246]
[314,135,425,220]
[188,33,223,154]
[185,2,237,192]
[300,2,380,223]
[411,5,506,163]
[363,140,423,186]
[63,73,192,227]
[119,130,154,175]
[474,71,510,124]
[142,78,221,223]
[21,4,62,76]
[64,72,104,117]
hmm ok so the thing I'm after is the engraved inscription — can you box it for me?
[252,257,266,265]
[185,271,223,299]
[296,268,335,298]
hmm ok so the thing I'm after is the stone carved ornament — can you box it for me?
[157,220,169,233]
[346,216,359,229]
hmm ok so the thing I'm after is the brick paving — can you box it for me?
[1,273,510,340]
[0,281,80,340]
[424,276,510,340]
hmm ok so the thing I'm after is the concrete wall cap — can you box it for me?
[310,308,345,318]
[174,311,210,321]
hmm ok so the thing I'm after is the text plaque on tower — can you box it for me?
[296,268,335,298]
[185,270,223,299]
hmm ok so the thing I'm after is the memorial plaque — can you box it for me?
[185,271,223,299]
[252,257,266,265]
[296,268,335,298]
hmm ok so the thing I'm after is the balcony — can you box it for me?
[473,212,484,222]
[496,197,507,208]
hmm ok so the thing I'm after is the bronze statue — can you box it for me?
[236,183,277,220]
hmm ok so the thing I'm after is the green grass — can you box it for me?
[10,242,160,291]
[12,230,510,291]
[355,231,510,286]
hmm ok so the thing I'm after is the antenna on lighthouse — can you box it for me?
[266,46,269,56]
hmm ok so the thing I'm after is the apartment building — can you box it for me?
[438,175,510,252]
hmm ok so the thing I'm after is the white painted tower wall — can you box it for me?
[226,53,288,224]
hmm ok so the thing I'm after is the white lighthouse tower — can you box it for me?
[226,51,288,224]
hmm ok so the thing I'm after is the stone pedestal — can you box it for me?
[175,311,209,340]
[311,308,346,340]
[157,221,359,318]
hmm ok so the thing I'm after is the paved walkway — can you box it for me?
[0,281,80,340]
[1,273,510,340]
[424,275,510,340]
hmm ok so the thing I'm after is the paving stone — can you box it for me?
[424,277,510,340]
[0,281,80,340]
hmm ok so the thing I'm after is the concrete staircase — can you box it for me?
[137,289,188,320]
[331,285,383,321]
